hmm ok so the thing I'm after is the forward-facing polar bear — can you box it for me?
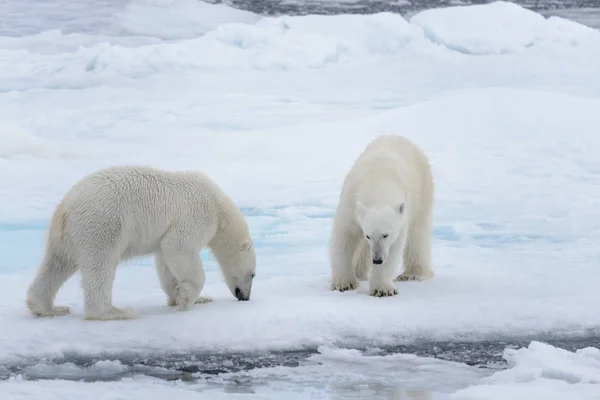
[26,165,256,320]
[329,135,435,297]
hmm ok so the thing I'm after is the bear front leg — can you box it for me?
[369,264,399,297]
[369,242,402,297]
[329,231,359,292]
[155,252,178,306]
[156,250,211,307]
[159,238,205,311]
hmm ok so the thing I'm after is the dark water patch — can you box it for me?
[2,349,313,383]
[543,7,600,28]
[212,0,600,17]
[3,334,599,382]
[383,335,600,366]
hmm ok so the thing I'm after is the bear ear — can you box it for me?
[241,241,253,251]
[398,202,405,214]
[355,201,368,222]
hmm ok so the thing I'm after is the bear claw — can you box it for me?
[194,296,213,304]
[395,269,434,282]
[396,275,418,281]
[370,287,398,297]
[330,280,358,292]
[31,305,71,317]
[52,306,71,316]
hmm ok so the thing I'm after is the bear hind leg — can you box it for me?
[330,231,359,292]
[81,255,138,321]
[26,248,77,317]
[352,239,371,282]
[396,213,434,282]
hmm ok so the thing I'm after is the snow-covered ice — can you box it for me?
[1,0,600,398]
[411,1,600,54]
[3,88,600,360]
[450,342,600,399]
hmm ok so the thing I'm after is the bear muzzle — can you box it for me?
[235,287,250,301]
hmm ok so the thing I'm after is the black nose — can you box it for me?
[235,287,249,301]
[373,258,383,265]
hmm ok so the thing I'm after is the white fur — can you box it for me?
[329,135,435,297]
[26,165,256,320]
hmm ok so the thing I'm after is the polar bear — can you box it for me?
[26,165,256,320]
[329,135,434,297]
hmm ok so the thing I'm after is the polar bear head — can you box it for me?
[355,201,405,266]
[218,239,256,301]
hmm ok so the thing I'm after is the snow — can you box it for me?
[115,0,260,40]
[0,123,82,160]
[3,88,600,362]
[1,0,600,398]
[452,381,600,400]
[488,341,600,384]
[451,342,600,399]
[0,376,255,400]
[411,1,600,54]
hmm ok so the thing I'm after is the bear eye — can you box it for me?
[366,235,371,240]
[382,234,389,239]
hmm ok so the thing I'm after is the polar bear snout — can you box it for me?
[370,240,389,265]
[235,287,250,301]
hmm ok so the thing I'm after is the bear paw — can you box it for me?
[370,284,398,298]
[175,281,200,310]
[395,274,418,282]
[330,278,359,292]
[51,306,71,316]
[85,306,138,321]
[26,297,71,318]
[194,296,213,304]
[30,305,71,317]
[395,268,434,282]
